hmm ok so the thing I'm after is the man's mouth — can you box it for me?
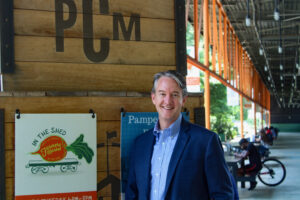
[162,106,173,110]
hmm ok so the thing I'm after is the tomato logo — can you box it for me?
[31,134,94,164]
[32,136,67,162]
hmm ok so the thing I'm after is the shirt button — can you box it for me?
[154,189,157,193]
[156,173,159,176]
[158,157,161,160]
[162,142,165,145]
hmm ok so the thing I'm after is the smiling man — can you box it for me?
[126,70,234,200]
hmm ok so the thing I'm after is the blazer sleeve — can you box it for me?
[125,140,138,200]
[204,133,234,200]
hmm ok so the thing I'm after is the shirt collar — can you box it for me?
[153,114,182,139]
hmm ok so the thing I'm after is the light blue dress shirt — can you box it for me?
[150,114,182,200]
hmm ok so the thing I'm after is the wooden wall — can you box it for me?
[0,0,202,199]
[1,95,202,199]
[2,0,176,91]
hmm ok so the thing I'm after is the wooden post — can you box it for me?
[204,0,210,129]
[0,109,5,200]
[268,94,271,126]
[194,0,199,60]
[218,8,222,76]
[235,38,239,89]
[268,110,271,127]
[261,108,264,129]
[205,71,210,129]
[212,0,218,73]
[240,94,244,138]
[254,103,257,135]
[224,18,228,80]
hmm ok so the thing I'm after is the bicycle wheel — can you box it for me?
[258,158,286,186]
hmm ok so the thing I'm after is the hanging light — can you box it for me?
[245,0,251,26]
[268,76,271,81]
[281,83,284,87]
[280,75,283,80]
[278,18,282,54]
[278,45,282,54]
[296,62,299,69]
[259,47,264,55]
[294,75,297,80]
[280,64,283,70]
[264,65,268,71]
[245,16,251,26]
[274,8,280,21]
[274,0,280,21]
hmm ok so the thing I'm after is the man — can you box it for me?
[236,138,262,190]
[257,128,271,157]
[126,70,233,200]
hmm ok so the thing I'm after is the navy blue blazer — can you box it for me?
[126,119,234,200]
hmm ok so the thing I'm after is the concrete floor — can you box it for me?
[238,131,300,199]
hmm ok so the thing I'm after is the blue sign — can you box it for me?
[121,112,189,193]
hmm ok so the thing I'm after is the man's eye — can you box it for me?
[172,93,179,97]
[159,93,166,96]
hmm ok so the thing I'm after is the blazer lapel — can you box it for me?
[137,132,155,196]
[164,120,190,193]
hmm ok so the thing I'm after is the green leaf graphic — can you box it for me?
[66,134,94,164]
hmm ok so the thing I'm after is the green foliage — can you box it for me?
[186,22,194,46]
[210,83,230,115]
[211,116,238,140]
[186,22,205,63]
[66,134,94,164]
[210,83,239,140]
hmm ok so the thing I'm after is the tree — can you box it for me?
[210,83,238,140]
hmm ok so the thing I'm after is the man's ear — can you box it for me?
[151,92,156,104]
[182,96,188,105]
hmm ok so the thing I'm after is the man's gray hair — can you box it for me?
[151,70,188,97]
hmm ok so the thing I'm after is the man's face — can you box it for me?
[241,143,248,150]
[151,76,187,129]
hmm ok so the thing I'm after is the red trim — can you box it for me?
[245,164,257,172]
[15,191,97,200]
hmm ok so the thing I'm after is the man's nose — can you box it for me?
[164,94,172,103]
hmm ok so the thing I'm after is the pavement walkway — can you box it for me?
[238,131,300,199]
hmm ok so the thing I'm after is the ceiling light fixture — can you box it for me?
[245,16,251,26]
[278,19,282,54]
[268,76,271,81]
[264,65,268,71]
[280,64,283,70]
[278,45,282,54]
[296,50,299,69]
[259,47,264,55]
[280,75,283,80]
[245,0,251,26]
[274,8,280,21]
[274,0,280,21]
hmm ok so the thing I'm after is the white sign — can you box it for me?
[187,63,202,93]
[227,87,239,106]
[15,114,97,200]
